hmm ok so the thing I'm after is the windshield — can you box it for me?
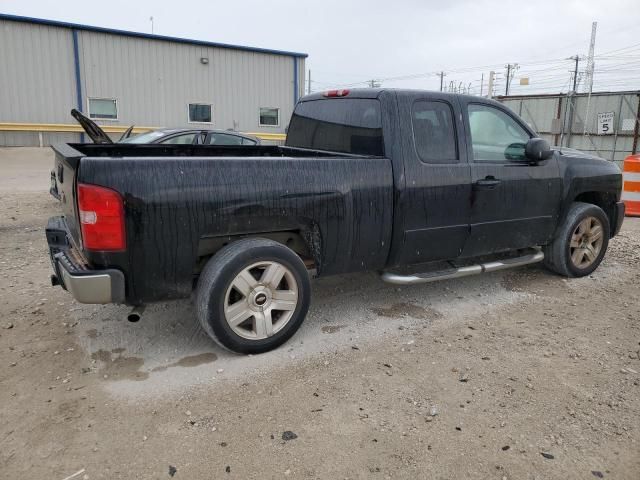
[286,99,383,156]
[121,130,168,144]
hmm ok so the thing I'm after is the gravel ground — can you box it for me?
[1,148,639,479]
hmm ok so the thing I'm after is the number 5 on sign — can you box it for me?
[597,112,615,135]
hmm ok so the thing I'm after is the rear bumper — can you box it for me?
[47,216,125,304]
[611,201,625,237]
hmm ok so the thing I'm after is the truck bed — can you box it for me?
[51,143,394,304]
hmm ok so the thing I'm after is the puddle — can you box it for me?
[91,349,148,381]
[151,352,218,373]
[372,302,441,320]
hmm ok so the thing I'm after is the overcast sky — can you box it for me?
[2,0,639,95]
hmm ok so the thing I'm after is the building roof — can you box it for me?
[0,13,308,58]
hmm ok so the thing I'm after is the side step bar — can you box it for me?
[381,250,544,286]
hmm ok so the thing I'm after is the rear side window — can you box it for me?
[160,133,197,145]
[412,100,457,163]
[286,99,383,156]
[206,133,244,145]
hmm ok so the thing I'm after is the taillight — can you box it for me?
[323,89,350,98]
[77,183,126,251]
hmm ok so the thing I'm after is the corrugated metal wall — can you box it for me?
[0,18,305,146]
[499,92,640,166]
[0,20,80,145]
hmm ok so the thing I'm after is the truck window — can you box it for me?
[286,99,383,156]
[468,104,530,162]
[412,100,458,163]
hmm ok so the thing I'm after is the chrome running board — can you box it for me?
[381,250,544,286]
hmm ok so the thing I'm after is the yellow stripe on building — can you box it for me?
[0,123,286,141]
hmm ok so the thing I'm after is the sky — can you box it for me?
[2,0,639,96]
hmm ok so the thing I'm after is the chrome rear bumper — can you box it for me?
[47,216,125,304]
[55,253,125,304]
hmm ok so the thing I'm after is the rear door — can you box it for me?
[392,93,471,265]
[459,99,561,257]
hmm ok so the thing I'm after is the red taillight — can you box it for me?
[77,183,126,251]
[323,89,350,98]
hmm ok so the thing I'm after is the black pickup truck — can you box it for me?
[46,89,625,353]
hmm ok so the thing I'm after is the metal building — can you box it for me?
[0,14,307,146]
[497,91,640,166]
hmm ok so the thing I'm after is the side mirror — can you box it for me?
[525,137,552,161]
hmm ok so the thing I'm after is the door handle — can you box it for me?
[474,176,501,190]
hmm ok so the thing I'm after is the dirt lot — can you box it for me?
[1,148,639,479]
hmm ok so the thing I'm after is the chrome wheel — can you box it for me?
[224,261,298,340]
[569,216,604,269]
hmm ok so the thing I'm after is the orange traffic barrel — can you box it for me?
[622,154,640,216]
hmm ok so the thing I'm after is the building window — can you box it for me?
[259,107,280,127]
[189,104,212,123]
[88,98,118,120]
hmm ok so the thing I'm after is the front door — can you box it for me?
[393,94,471,266]
[460,101,562,258]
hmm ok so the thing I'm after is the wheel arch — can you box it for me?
[194,219,322,276]
[572,191,618,238]
[553,190,618,242]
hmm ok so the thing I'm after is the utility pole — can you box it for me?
[308,69,311,95]
[149,16,154,34]
[505,63,518,96]
[487,71,495,99]
[480,73,484,97]
[436,71,446,91]
[570,55,580,93]
[505,64,511,95]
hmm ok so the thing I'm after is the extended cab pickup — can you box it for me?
[46,89,625,353]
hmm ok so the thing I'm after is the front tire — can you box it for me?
[543,202,610,277]
[196,238,311,354]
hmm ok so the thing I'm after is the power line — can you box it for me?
[310,41,640,94]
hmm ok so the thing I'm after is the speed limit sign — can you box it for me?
[597,112,615,135]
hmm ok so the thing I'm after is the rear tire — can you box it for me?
[543,202,609,277]
[196,238,311,354]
